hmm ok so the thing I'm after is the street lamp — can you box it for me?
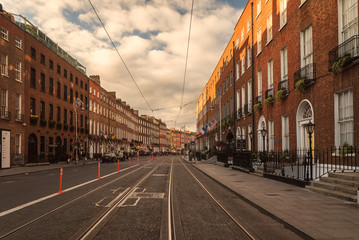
[73,97,85,164]
[305,121,315,182]
[260,126,267,171]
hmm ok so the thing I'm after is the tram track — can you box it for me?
[0,159,164,240]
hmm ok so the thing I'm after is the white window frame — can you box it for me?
[236,61,240,80]
[15,37,22,49]
[280,46,288,81]
[339,0,358,43]
[267,12,273,43]
[15,61,22,82]
[236,90,240,117]
[1,27,8,41]
[335,89,354,146]
[241,28,245,42]
[241,54,245,75]
[247,17,251,33]
[279,0,287,29]
[300,25,313,67]
[267,59,274,89]
[1,89,8,117]
[248,80,252,113]
[268,120,274,151]
[257,70,262,96]
[241,85,245,110]
[247,47,251,68]
[257,28,262,55]
[257,0,261,18]
[282,115,289,150]
[248,125,252,150]
[1,55,8,77]
[15,134,21,154]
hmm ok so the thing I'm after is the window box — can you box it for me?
[275,88,288,100]
[48,120,56,128]
[331,53,352,74]
[294,78,307,93]
[30,115,39,125]
[80,127,85,133]
[40,119,47,127]
[56,122,62,130]
[63,123,69,130]
[254,102,263,112]
[264,96,274,106]
[70,125,75,132]
[294,63,316,91]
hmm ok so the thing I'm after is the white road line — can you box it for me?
[0,165,137,218]
[168,161,173,240]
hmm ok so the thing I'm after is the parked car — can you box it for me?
[115,152,124,161]
[102,152,116,163]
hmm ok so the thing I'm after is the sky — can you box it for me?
[2,0,246,132]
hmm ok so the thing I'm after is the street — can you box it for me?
[0,156,305,239]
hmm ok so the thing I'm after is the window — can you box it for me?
[15,94,21,119]
[57,64,61,74]
[300,25,313,67]
[336,89,353,146]
[247,17,251,33]
[40,54,45,65]
[1,27,8,41]
[49,104,53,120]
[236,90,240,116]
[279,0,287,29]
[31,47,36,59]
[236,61,240,80]
[1,89,8,118]
[268,120,274,151]
[57,107,61,122]
[241,85,245,110]
[280,46,288,80]
[340,0,358,42]
[15,61,21,82]
[230,70,233,86]
[256,0,261,17]
[282,115,289,150]
[267,13,272,43]
[248,80,252,112]
[15,37,22,49]
[257,28,262,54]
[49,78,53,95]
[241,55,245,75]
[80,80,83,88]
[30,68,36,88]
[64,85,67,101]
[15,134,21,154]
[257,70,262,96]
[70,89,73,103]
[85,84,88,91]
[40,73,45,92]
[30,98,36,116]
[70,73,73,82]
[64,69,67,79]
[49,59,53,70]
[267,59,273,89]
[89,86,92,94]
[247,47,251,68]
[70,111,73,125]
[1,55,8,76]
[248,125,252,150]
[64,109,67,124]
[226,77,229,91]
[241,28,245,42]
[236,37,239,49]
[75,77,78,85]
[57,82,61,98]
[40,101,45,119]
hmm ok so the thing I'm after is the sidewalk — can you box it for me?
[186,156,359,240]
[0,160,98,177]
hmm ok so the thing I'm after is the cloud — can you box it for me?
[1,0,243,131]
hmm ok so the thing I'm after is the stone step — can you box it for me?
[311,181,357,195]
[306,185,357,203]
[320,176,359,188]
[328,172,359,182]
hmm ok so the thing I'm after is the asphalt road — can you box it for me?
[0,156,306,239]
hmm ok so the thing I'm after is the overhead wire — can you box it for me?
[175,0,195,124]
[88,0,155,116]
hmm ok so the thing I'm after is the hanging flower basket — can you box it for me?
[70,125,75,132]
[254,102,263,112]
[48,120,56,128]
[40,118,47,127]
[30,115,39,125]
[264,96,274,106]
[275,89,288,101]
[332,53,352,74]
[295,78,307,93]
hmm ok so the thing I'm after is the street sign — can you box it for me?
[190,141,195,145]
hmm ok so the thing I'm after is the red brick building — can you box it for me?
[0,11,26,167]
[197,0,359,154]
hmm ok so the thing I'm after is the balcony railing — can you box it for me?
[15,113,24,122]
[265,88,274,99]
[255,95,262,104]
[0,110,11,120]
[237,108,243,119]
[244,104,248,115]
[278,79,288,90]
[294,63,316,86]
[328,35,359,72]
[247,102,252,114]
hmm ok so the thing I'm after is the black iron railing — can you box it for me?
[294,63,316,84]
[15,113,24,122]
[0,111,11,120]
[265,88,274,99]
[278,79,288,90]
[244,104,248,115]
[328,35,359,71]
[237,108,243,119]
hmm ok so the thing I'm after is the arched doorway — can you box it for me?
[257,116,266,151]
[28,134,38,163]
[296,100,314,151]
[55,136,62,163]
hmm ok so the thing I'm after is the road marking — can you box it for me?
[0,166,138,218]
[153,174,167,177]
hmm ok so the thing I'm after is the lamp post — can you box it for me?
[73,97,84,164]
[249,131,253,151]
[260,126,267,171]
[305,121,315,182]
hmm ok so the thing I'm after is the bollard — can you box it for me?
[98,162,101,179]
[117,160,120,172]
[129,157,131,168]
[137,156,139,166]
[58,168,63,193]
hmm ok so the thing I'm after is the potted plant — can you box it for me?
[264,96,274,106]
[295,78,307,93]
[340,143,354,156]
[332,53,352,74]
[48,120,56,128]
[254,102,263,111]
[275,88,288,101]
